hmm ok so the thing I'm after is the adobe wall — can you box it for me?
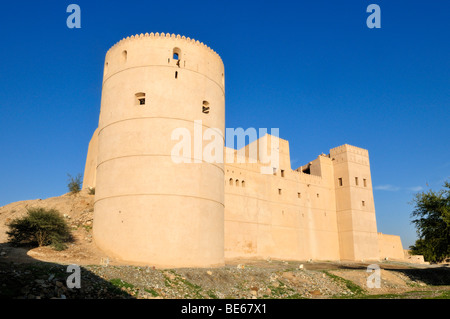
[378,233,405,260]
[224,135,341,261]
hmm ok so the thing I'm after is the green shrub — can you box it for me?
[6,208,73,250]
[67,173,82,194]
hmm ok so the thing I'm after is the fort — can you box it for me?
[82,32,405,268]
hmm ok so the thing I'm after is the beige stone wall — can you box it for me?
[224,138,381,262]
[378,233,405,260]
[82,128,98,190]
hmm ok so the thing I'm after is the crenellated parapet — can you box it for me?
[103,33,225,89]
[106,32,222,60]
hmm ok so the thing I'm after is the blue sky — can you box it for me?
[0,1,448,249]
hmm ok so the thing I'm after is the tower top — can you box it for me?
[103,32,225,89]
[106,32,223,62]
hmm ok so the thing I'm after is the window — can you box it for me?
[362,201,366,207]
[281,170,285,177]
[229,178,233,186]
[122,50,127,63]
[135,92,146,106]
[317,193,320,198]
[202,101,210,114]
[363,179,367,187]
[278,189,282,195]
[338,178,343,186]
[173,47,181,60]
[355,177,359,186]
[175,71,178,79]
[298,192,301,198]
[242,181,245,187]
[236,179,239,186]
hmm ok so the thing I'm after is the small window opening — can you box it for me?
[122,50,127,63]
[363,179,367,187]
[135,92,146,106]
[281,170,285,177]
[242,181,245,187]
[362,201,366,207]
[298,192,301,198]
[338,178,343,186]
[317,193,320,198]
[229,178,233,186]
[175,71,178,79]
[236,179,239,186]
[202,101,210,114]
[355,177,359,186]
[278,189,282,195]
[173,47,181,61]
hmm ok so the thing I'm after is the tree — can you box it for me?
[7,207,73,251]
[409,180,450,263]
[67,173,82,194]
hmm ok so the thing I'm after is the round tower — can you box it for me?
[93,33,225,267]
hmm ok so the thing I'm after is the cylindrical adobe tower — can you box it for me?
[93,33,225,267]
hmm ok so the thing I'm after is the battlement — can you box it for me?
[329,144,369,157]
[106,32,223,62]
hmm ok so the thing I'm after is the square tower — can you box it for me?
[331,145,380,261]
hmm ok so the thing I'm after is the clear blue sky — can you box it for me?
[0,1,448,249]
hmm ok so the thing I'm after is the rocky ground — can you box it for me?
[0,190,449,299]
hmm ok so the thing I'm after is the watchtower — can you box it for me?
[93,33,226,267]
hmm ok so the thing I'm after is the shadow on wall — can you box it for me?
[0,243,135,299]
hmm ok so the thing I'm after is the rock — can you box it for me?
[237,264,245,269]
[206,271,213,276]
[0,252,6,256]
[35,279,45,285]
[310,290,321,296]
[299,264,304,270]
[48,274,55,281]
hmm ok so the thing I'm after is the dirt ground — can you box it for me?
[0,191,449,299]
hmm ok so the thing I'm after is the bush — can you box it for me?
[67,173,82,194]
[6,208,73,251]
